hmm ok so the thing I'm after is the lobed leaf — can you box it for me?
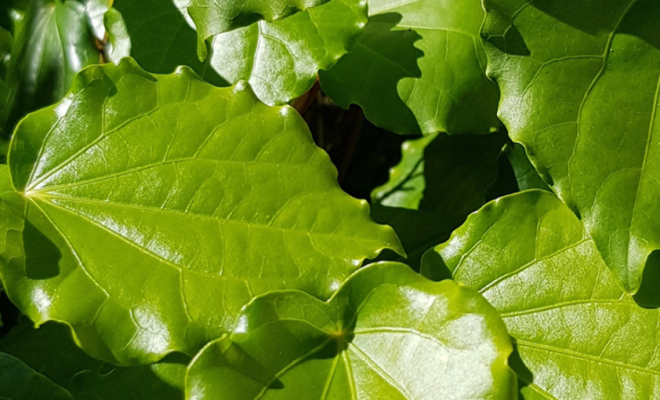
[0,58,402,364]
[481,0,660,293]
[186,262,515,400]
[423,190,660,399]
[319,0,501,135]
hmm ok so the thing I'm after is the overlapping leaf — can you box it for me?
[186,0,327,49]
[0,352,73,399]
[110,0,366,106]
[481,0,660,293]
[0,58,402,365]
[423,190,660,399]
[0,0,100,139]
[0,319,185,400]
[319,0,501,135]
[207,0,366,105]
[186,262,515,400]
[108,0,227,86]
[371,132,507,267]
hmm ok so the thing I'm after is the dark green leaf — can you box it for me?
[0,0,100,139]
[319,0,501,135]
[186,262,515,400]
[0,59,403,365]
[0,352,73,399]
[423,190,660,399]
[0,319,185,400]
[371,132,507,267]
[482,0,660,293]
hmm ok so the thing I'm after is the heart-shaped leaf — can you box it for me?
[481,0,660,293]
[423,190,660,399]
[186,262,515,400]
[0,319,185,400]
[319,0,501,135]
[0,58,402,365]
[0,352,73,399]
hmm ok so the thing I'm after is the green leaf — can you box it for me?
[371,132,507,267]
[0,164,23,272]
[1,58,403,365]
[186,0,328,46]
[102,7,130,62]
[422,190,660,399]
[80,0,111,40]
[109,0,228,86]
[185,262,515,400]
[207,0,367,105]
[502,143,551,192]
[0,0,100,139]
[0,319,185,400]
[319,0,501,135]
[0,352,74,399]
[481,0,660,293]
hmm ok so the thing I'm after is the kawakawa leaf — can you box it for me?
[481,0,660,293]
[185,262,515,400]
[206,0,367,105]
[0,352,73,400]
[0,319,185,400]
[423,190,660,399]
[0,0,100,140]
[0,58,402,365]
[371,132,507,267]
[501,143,551,193]
[319,0,501,135]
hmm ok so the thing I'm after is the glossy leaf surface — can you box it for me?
[482,0,660,293]
[371,132,507,267]
[423,190,660,399]
[0,319,185,400]
[0,0,100,139]
[208,0,366,105]
[1,59,402,364]
[0,352,73,399]
[319,0,501,135]
[186,262,515,400]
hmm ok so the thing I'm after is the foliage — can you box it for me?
[0,0,657,399]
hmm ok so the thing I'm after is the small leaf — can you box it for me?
[1,59,402,365]
[482,0,660,293]
[0,0,101,139]
[0,319,185,400]
[319,0,501,135]
[0,352,74,399]
[423,190,660,399]
[186,262,515,400]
